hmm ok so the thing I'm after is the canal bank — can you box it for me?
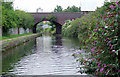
[1,33,41,52]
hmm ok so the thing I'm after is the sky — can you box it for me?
[12,0,105,12]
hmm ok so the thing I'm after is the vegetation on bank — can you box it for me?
[0,33,33,41]
[62,2,119,76]
[2,2,34,35]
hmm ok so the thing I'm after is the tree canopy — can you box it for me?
[2,2,35,35]
[53,5,81,12]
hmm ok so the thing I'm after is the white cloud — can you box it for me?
[13,0,105,12]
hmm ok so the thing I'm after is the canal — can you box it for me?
[2,35,88,75]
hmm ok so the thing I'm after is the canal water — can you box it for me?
[2,35,88,75]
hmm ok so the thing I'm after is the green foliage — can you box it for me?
[2,2,19,34]
[54,5,63,12]
[15,10,34,29]
[62,19,79,37]
[63,5,81,12]
[1,33,33,41]
[36,21,56,34]
[46,15,56,21]
[36,26,43,33]
[54,5,81,12]
[63,1,120,76]
[2,2,35,35]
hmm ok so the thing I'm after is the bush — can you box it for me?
[63,1,120,76]
[2,2,34,35]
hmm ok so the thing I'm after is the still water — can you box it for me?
[2,35,87,75]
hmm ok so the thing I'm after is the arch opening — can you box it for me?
[33,19,62,34]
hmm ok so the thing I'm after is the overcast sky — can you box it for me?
[13,0,105,12]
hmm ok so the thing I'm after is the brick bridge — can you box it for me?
[30,11,91,34]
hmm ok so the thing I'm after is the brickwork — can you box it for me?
[30,11,92,25]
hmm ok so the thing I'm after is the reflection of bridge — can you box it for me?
[30,12,91,34]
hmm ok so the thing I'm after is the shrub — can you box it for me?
[63,1,120,76]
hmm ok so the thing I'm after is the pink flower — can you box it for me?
[110,5,114,8]
[86,46,88,48]
[94,29,98,32]
[92,57,95,60]
[91,47,96,52]
[96,69,99,72]
[105,39,107,41]
[109,44,111,46]
[116,2,119,4]
[111,46,113,49]
[96,23,98,25]
[108,41,111,43]
[112,50,116,52]
[100,68,104,72]
[119,4,120,7]
[118,70,120,72]
[104,64,106,67]
[98,63,101,67]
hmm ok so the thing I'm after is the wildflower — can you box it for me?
[96,23,98,25]
[100,68,104,72]
[119,4,120,7]
[115,2,119,4]
[105,18,107,20]
[111,46,113,49]
[94,29,98,32]
[98,63,101,67]
[110,5,114,8]
[108,41,111,43]
[92,57,95,60]
[104,64,106,67]
[91,47,96,52]
[109,44,111,46]
[112,50,115,52]
[118,70,120,72]
[86,46,88,48]
[96,69,99,72]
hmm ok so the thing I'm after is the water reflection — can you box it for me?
[2,35,87,75]
[52,36,62,53]
[2,39,36,75]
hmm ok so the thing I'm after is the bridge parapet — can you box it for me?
[29,11,93,25]
[30,11,94,34]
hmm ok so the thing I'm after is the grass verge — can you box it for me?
[0,33,33,41]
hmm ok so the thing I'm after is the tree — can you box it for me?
[15,10,34,30]
[54,5,63,12]
[53,5,81,12]
[2,2,35,35]
[64,5,81,12]
[2,2,19,35]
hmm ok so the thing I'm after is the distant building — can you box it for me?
[42,24,52,29]
[36,8,43,12]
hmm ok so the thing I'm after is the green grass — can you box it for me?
[0,33,33,41]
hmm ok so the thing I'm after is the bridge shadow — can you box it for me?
[33,18,62,34]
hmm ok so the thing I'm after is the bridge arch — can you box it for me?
[30,12,92,34]
[33,18,62,34]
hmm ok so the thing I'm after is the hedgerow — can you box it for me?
[62,1,120,76]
